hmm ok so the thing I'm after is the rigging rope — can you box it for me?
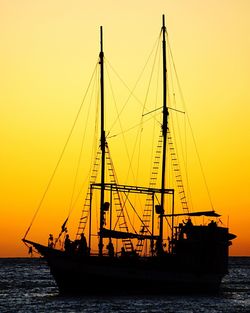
[166,34,214,210]
[105,32,161,133]
[23,63,99,240]
[68,65,99,215]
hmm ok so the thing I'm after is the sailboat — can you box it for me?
[23,16,236,294]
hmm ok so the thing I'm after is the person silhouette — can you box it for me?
[106,241,114,257]
[48,234,54,248]
[78,233,88,255]
[64,234,72,253]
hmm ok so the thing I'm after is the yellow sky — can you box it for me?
[0,0,250,257]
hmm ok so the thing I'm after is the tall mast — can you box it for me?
[159,15,169,244]
[99,26,105,256]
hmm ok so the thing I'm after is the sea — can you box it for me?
[0,257,249,313]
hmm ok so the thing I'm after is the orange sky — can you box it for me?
[0,0,250,257]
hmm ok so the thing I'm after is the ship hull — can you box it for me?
[52,259,222,295]
[25,240,223,295]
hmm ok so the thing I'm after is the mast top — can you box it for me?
[159,13,168,244]
[100,26,103,55]
[162,15,166,31]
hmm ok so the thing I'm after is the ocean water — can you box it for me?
[0,257,249,313]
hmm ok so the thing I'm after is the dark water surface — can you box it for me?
[0,257,249,312]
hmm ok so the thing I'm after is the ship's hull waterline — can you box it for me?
[25,240,223,295]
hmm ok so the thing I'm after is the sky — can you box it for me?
[0,0,250,257]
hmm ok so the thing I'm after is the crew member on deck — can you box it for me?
[208,220,217,228]
[155,237,164,256]
[106,241,114,257]
[78,233,88,256]
[64,234,72,253]
[48,234,54,248]
[183,218,193,239]
[121,247,126,257]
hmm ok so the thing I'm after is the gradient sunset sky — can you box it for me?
[1,0,249,257]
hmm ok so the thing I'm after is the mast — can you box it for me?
[159,15,169,244]
[99,26,105,256]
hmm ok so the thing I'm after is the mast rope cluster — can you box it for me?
[135,132,163,254]
[75,150,102,240]
[23,64,99,240]
[166,34,214,211]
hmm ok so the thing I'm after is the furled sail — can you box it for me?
[100,228,159,240]
[163,210,221,217]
